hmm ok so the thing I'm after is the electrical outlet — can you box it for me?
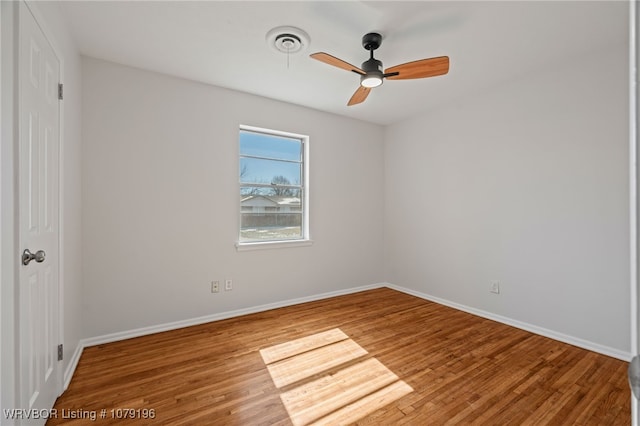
[490,281,500,294]
[225,279,233,291]
[211,281,220,293]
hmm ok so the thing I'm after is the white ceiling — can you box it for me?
[59,1,628,126]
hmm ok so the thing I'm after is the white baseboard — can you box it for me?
[61,283,383,389]
[62,281,629,391]
[81,283,385,348]
[63,341,83,391]
[385,283,632,362]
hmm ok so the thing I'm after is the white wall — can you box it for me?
[384,43,630,354]
[81,57,385,338]
[1,0,83,414]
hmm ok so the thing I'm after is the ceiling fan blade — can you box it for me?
[348,86,371,106]
[384,56,449,80]
[310,52,365,75]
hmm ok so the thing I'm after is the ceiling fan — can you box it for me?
[310,32,449,106]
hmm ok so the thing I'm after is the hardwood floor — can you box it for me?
[49,288,630,425]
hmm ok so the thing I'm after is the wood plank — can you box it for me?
[47,288,631,425]
[280,357,408,426]
[312,380,413,426]
[260,328,348,364]
[266,339,367,388]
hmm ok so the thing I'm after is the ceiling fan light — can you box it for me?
[361,75,383,88]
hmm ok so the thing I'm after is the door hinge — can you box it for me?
[58,83,63,100]
[57,344,63,361]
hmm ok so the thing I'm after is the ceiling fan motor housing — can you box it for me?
[360,58,383,87]
[362,58,382,73]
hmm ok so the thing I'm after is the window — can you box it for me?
[238,126,309,246]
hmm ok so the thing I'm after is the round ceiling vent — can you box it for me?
[266,26,310,55]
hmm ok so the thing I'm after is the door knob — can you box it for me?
[22,249,46,266]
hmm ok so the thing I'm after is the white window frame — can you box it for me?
[236,125,311,251]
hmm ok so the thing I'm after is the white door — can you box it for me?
[18,1,61,422]
[632,0,639,423]
[633,0,639,424]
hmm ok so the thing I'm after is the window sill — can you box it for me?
[235,239,314,252]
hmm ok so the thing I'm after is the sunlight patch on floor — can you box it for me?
[260,328,413,426]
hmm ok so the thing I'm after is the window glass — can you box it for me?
[239,127,307,244]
